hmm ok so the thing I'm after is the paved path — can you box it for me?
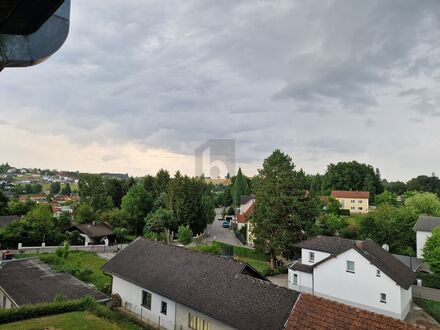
[413,285,440,302]
[267,273,288,288]
[202,208,243,247]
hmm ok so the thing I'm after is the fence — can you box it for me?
[10,243,126,254]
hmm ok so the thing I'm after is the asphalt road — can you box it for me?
[203,208,243,246]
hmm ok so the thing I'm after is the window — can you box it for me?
[161,301,167,315]
[189,313,211,330]
[358,200,362,203]
[141,291,152,310]
[358,207,363,210]
[309,252,315,263]
[346,260,355,273]
[351,206,355,210]
[351,199,355,203]
[380,293,387,303]
[293,274,298,285]
[376,270,381,277]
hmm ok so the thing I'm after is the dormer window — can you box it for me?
[309,252,315,263]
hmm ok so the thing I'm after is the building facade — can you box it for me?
[330,190,369,214]
[288,236,415,320]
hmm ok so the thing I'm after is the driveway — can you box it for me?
[203,208,243,246]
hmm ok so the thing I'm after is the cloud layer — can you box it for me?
[1,0,440,180]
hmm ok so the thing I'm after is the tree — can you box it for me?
[326,196,341,215]
[0,193,8,216]
[61,183,72,196]
[423,227,440,274]
[177,225,193,245]
[50,182,61,194]
[22,204,57,244]
[78,174,109,212]
[382,180,407,195]
[7,199,35,216]
[32,183,43,194]
[405,192,440,216]
[166,172,214,235]
[374,191,398,207]
[144,208,175,234]
[99,208,130,228]
[232,168,250,207]
[155,169,171,198]
[322,161,383,200]
[252,150,317,269]
[359,204,417,254]
[318,214,347,236]
[121,184,153,235]
[407,175,440,196]
[74,203,94,224]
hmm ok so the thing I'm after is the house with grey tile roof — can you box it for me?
[288,236,416,320]
[413,215,440,259]
[102,238,298,330]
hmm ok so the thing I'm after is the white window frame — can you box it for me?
[346,260,355,273]
[380,293,387,303]
[376,269,381,277]
[293,273,298,285]
[309,252,315,263]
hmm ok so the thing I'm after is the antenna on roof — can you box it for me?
[382,244,389,252]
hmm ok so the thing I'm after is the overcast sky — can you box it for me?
[1,0,440,180]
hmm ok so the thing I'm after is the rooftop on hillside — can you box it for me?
[331,190,370,199]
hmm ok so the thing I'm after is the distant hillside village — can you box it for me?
[0,153,439,329]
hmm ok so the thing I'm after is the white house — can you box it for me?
[288,236,416,320]
[413,215,440,259]
[102,238,298,330]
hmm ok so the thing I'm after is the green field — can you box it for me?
[1,311,143,330]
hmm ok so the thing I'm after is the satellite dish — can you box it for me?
[382,244,389,252]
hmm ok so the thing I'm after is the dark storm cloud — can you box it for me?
[1,0,440,179]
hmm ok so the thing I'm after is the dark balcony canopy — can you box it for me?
[0,0,64,35]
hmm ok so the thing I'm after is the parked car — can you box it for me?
[222,220,230,228]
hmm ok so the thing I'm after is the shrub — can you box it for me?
[55,241,70,259]
[177,225,193,245]
[53,294,66,303]
[0,298,90,324]
[111,294,122,308]
[417,272,440,289]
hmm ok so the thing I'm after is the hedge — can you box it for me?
[0,296,96,324]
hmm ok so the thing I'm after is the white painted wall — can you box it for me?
[176,303,234,330]
[112,275,176,330]
[288,269,313,293]
[313,248,410,320]
[416,230,432,259]
[301,249,331,266]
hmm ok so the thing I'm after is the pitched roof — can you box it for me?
[102,238,298,330]
[331,190,370,199]
[74,222,113,238]
[295,236,416,289]
[413,215,440,232]
[286,293,421,330]
[290,261,313,274]
[237,203,255,223]
[0,215,19,227]
[0,259,107,306]
[240,195,254,205]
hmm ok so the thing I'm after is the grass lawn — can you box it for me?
[60,251,111,291]
[414,298,440,323]
[235,256,271,276]
[1,311,143,330]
